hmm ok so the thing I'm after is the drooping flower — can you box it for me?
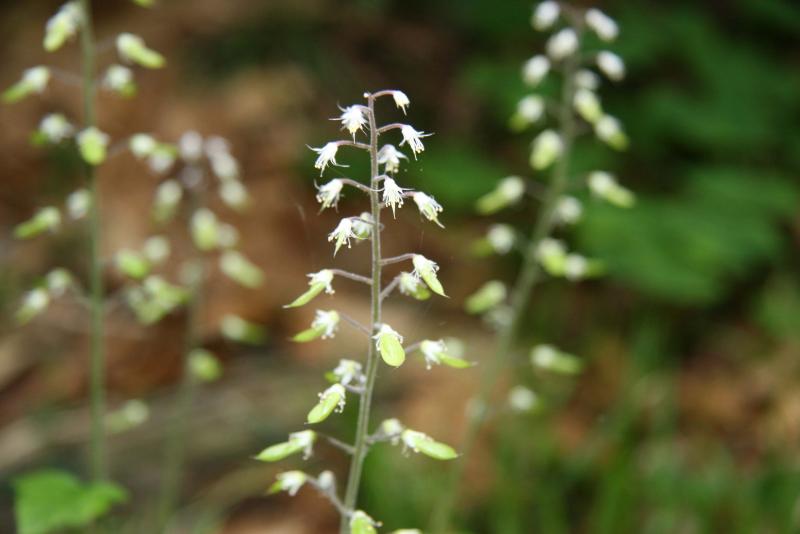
[555,196,583,224]
[399,125,431,158]
[39,113,74,143]
[530,129,564,170]
[546,28,579,61]
[522,55,550,87]
[574,69,600,90]
[332,359,365,387]
[102,64,135,96]
[391,90,410,113]
[585,8,619,42]
[44,2,82,52]
[412,254,446,297]
[486,224,515,254]
[328,218,356,255]
[311,142,341,175]
[597,51,625,81]
[315,179,343,210]
[377,144,407,174]
[338,105,367,139]
[412,192,444,227]
[382,177,408,217]
[531,1,560,30]
[312,310,340,339]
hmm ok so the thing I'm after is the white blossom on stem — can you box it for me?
[377,144,407,174]
[412,192,444,227]
[311,142,342,175]
[316,179,344,210]
[547,28,579,61]
[399,125,431,158]
[391,90,410,113]
[382,177,408,217]
[338,105,367,139]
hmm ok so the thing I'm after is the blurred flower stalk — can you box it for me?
[432,2,635,531]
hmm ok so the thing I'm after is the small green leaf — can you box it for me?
[14,469,127,534]
[285,283,326,309]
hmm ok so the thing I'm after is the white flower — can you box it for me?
[380,418,405,442]
[312,310,340,339]
[536,238,566,260]
[210,152,239,180]
[516,95,545,123]
[289,430,317,459]
[597,51,625,81]
[412,192,444,227]
[276,471,307,496]
[574,69,600,90]
[338,105,366,139]
[530,129,564,170]
[382,177,408,217]
[573,88,603,124]
[547,28,579,61]
[39,113,74,142]
[317,471,336,492]
[595,115,625,145]
[564,254,589,280]
[204,136,230,157]
[328,218,356,255]
[412,254,439,281]
[532,1,560,30]
[66,189,90,219]
[311,142,341,175]
[102,64,133,92]
[522,55,550,87]
[398,272,424,296]
[129,133,157,158]
[332,359,365,386]
[487,224,515,254]
[219,180,248,209]
[555,196,583,224]
[352,212,373,239]
[420,339,447,369]
[585,8,619,42]
[308,269,335,294]
[315,179,343,210]
[373,323,403,347]
[399,125,431,158]
[498,176,526,202]
[509,386,539,412]
[179,130,204,161]
[23,66,51,94]
[588,171,615,195]
[377,144,407,174]
[392,90,410,113]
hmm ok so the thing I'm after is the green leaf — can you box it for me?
[284,283,326,308]
[14,470,127,534]
[378,333,406,367]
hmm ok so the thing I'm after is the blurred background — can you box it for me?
[1,0,799,532]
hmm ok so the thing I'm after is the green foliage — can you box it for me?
[13,470,127,534]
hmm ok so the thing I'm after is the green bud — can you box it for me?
[530,130,563,170]
[573,88,603,124]
[292,310,339,342]
[3,67,50,103]
[77,127,110,166]
[255,430,316,462]
[465,280,507,315]
[44,2,82,52]
[220,251,264,288]
[14,206,60,239]
[116,33,165,69]
[307,384,346,424]
[595,115,628,150]
[189,348,222,382]
[530,344,583,375]
[536,238,567,277]
[401,430,458,460]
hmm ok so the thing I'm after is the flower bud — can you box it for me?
[190,208,220,251]
[530,130,563,170]
[115,249,151,280]
[574,69,600,90]
[153,180,183,222]
[531,1,560,30]
[547,28,579,61]
[465,280,507,315]
[594,115,628,150]
[331,359,365,387]
[536,238,567,276]
[510,95,545,131]
[350,511,378,534]
[179,131,204,162]
[531,344,583,374]
[116,33,165,69]
[486,224,515,254]
[220,250,264,288]
[352,212,373,240]
[39,113,74,143]
[285,269,334,308]
[573,88,603,124]
[16,288,50,324]
[597,51,625,81]
[293,310,340,342]
[102,64,136,97]
[46,269,73,297]
[3,67,51,103]
[508,386,541,413]
[14,206,61,239]
[374,324,405,367]
[77,127,110,166]
[147,144,177,174]
[412,192,444,227]
[419,339,472,369]
[44,2,82,52]
[588,171,635,208]
[142,235,170,263]
[555,196,583,225]
[307,384,346,424]
[64,189,90,220]
[255,430,317,462]
[522,55,550,87]
[586,9,619,42]
[268,471,308,496]
[476,176,525,215]
[401,430,458,460]
[398,272,431,300]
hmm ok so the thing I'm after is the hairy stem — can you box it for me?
[430,47,580,533]
[79,0,107,483]
[340,93,382,532]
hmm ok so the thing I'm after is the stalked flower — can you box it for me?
[3,66,50,103]
[116,33,165,69]
[14,206,61,239]
[328,218,356,255]
[585,8,619,42]
[419,339,472,369]
[379,418,405,444]
[338,105,367,139]
[588,171,634,207]
[382,177,408,217]
[597,51,625,81]
[401,430,458,460]
[255,430,317,462]
[374,324,405,367]
[531,344,583,374]
[102,64,136,97]
[531,1,560,30]
[16,288,50,325]
[594,115,629,150]
[269,471,308,497]
[285,269,335,308]
[476,176,525,215]
[352,212,373,240]
[573,88,603,124]
[293,310,340,342]
[530,129,563,170]
[307,384,346,424]
[554,196,583,225]
[331,359,365,387]
[315,179,343,210]
[547,28,579,61]
[510,95,545,130]
[220,250,264,288]
[412,254,447,297]
[487,224,515,254]
[412,192,444,227]
[311,142,341,175]
[39,113,74,143]
[522,55,550,87]
[350,511,379,534]
[391,90,410,113]
[377,144,407,174]
[398,272,431,300]
[77,127,109,166]
[465,280,507,315]
[44,2,82,52]
[153,179,183,222]
[129,133,157,158]
[536,238,567,275]
[399,125,430,157]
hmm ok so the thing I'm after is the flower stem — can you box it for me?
[430,46,581,534]
[79,0,108,483]
[340,93,382,533]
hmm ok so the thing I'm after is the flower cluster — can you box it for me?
[255,90,466,531]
